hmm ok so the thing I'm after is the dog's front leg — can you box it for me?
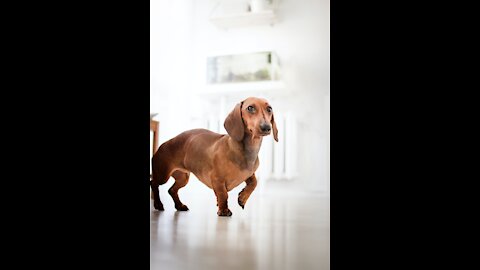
[238,174,257,209]
[213,181,232,216]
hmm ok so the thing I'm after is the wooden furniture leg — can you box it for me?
[150,120,159,155]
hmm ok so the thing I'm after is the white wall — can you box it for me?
[150,0,195,141]
[151,0,330,195]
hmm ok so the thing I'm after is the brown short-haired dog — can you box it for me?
[151,97,278,216]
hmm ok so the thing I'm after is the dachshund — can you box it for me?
[151,97,278,216]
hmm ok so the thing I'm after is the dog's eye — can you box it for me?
[266,106,272,113]
[247,106,255,113]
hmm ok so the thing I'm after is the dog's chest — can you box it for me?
[224,159,258,191]
[225,170,253,191]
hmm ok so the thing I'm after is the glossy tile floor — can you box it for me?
[150,179,330,270]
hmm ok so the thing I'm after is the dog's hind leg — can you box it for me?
[151,154,172,211]
[168,170,190,211]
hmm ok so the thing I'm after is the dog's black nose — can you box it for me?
[260,123,271,132]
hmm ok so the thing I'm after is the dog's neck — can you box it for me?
[241,133,262,165]
[228,132,262,169]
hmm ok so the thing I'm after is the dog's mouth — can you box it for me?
[249,128,271,137]
[258,131,271,136]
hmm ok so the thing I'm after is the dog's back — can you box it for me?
[151,128,223,183]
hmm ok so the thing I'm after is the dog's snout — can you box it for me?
[260,123,271,132]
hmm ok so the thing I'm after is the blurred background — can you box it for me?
[150,1,329,269]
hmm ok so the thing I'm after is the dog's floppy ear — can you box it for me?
[224,102,244,141]
[271,113,279,142]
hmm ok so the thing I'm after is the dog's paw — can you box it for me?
[217,208,233,216]
[238,197,245,209]
[238,191,248,209]
[154,201,164,211]
[175,204,189,211]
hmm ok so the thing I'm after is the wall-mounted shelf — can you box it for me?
[205,80,284,92]
[199,81,287,98]
[210,9,277,29]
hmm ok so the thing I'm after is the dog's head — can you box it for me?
[224,97,278,142]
